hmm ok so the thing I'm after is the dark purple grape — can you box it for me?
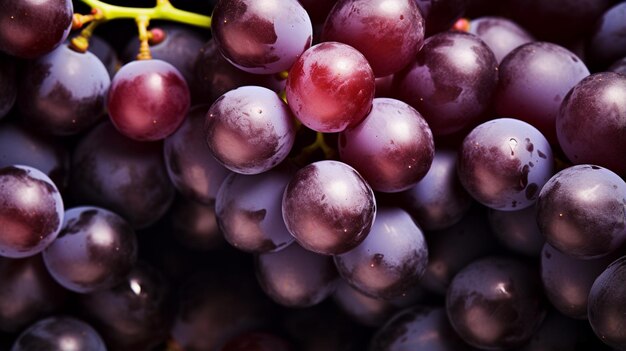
[216,167,294,253]
[205,86,296,174]
[18,44,110,136]
[446,257,546,350]
[282,160,376,255]
[519,310,602,351]
[70,122,175,229]
[255,242,338,307]
[588,256,626,350]
[0,53,17,119]
[43,206,137,293]
[80,262,173,351]
[394,31,498,136]
[10,316,106,351]
[537,165,626,259]
[322,0,424,77]
[541,243,623,320]
[609,56,626,75]
[221,331,293,351]
[557,72,626,177]
[286,42,375,133]
[211,0,312,74]
[375,75,395,98]
[0,121,69,191]
[88,36,120,78]
[333,279,403,328]
[399,149,472,231]
[458,118,554,211]
[467,16,534,63]
[370,306,474,351]
[488,205,545,256]
[588,2,626,68]
[0,255,67,333]
[164,105,231,205]
[415,0,469,36]
[494,42,589,143]
[108,59,190,141]
[168,197,225,251]
[0,165,64,258]
[334,207,428,299]
[0,0,73,59]
[338,98,434,193]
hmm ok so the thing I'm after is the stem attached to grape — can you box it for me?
[292,132,337,166]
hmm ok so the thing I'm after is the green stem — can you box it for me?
[79,0,211,28]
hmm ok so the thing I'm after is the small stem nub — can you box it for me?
[69,19,102,53]
[136,15,152,60]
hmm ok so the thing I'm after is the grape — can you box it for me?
[609,56,626,75]
[211,0,313,74]
[557,72,626,177]
[446,257,546,349]
[0,165,64,258]
[88,36,120,78]
[322,0,424,77]
[70,122,175,229]
[588,256,626,350]
[0,255,67,333]
[394,31,498,136]
[164,105,231,205]
[0,0,73,59]
[536,165,626,259]
[588,2,626,68]
[286,42,375,133]
[168,197,225,251]
[458,118,554,211]
[399,149,472,231]
[108,59,190,141]
[415,0,469,36]
[255,242,338,307]
[488,205,545,256]
[205,86,296,174]
[0,53,17,119]
[10,316,106,351]
[467,16,534,63]
[338,98,434,193]
[282,160,376,255]
[43,206,138,293]
[519,310,603,351]
[493,42,589,143]
[221,332,292,351]
[334,207,428,299]
[369,306,474,351]
[18,44,110,136]
[216,167,294,253]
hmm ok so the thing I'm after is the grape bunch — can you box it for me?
[0,0,626,350]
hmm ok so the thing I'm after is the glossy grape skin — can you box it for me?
[211,0,313,74]
[108,59,190,141]
[0,0,72,59]
[589,2,626,68]
[0,54,17,119]
[338,98,434,193]
[394,32,498,136]
[221,332,292,351]
[588,256,626,350]
[0,121,69,191]
[70,122,175,229]
[458,118,554,211]
[164,105,231,204]
[334,207,428,299]
[399,149,472,231]
[322,0,424,77]
[10,316,106,351]
[255,242,338,307]
[557,72,626,177]
[540,243,623,320]
[216,168,294,253]
[493,42,589,143]
[0,255,67,333]
[286,42,375,133]
[446,257,546,350]
[282,160,376,255]
[168,197,225,251]
[488,205,544,257]
[205,86,296,175]
[0,165,64,258]
[88,36,120,78]
[415,0,469,36]
[467,16,534,63]
[18,45,110,136]
[536,165,626,259]
[43,206,137,293]
[80,263,173,351]
[369,306,474,351]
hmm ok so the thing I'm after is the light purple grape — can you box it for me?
[468,16,534,63]
[205,86,296,175]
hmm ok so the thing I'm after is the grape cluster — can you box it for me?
[1,0,626,350]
